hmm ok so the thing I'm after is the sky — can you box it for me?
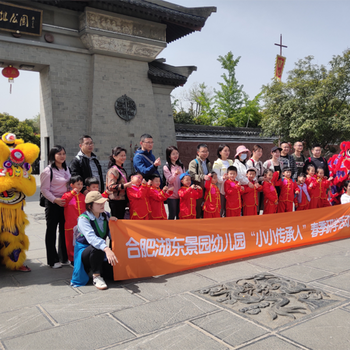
[1,0,350,120]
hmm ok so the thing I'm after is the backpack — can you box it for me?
[39,166,53,207]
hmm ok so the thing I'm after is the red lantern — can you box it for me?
[2,65,20,94]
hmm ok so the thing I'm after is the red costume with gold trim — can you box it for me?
[328,141,350,205]
[306,175,320,209]
[224,179,243,217]
[319,177,332,208]
[242,181,262,216]
[127,184,151,220]
[61,190,86,262]
[178,186,203,219]
[203,179,221,218]
[294,184,310,211]
[148,186,173,220]
[263,172,281,214]
[277,178,299,213]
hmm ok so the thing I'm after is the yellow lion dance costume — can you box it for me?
[0,132,39,270]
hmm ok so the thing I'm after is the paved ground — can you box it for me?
[1,182,350,350]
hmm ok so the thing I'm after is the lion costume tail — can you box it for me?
[0,201,30,270]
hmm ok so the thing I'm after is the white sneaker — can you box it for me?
[93,276,108,290]
[51,262,62,269]
[61,260,71,266]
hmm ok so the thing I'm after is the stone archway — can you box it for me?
[0,1,215,173]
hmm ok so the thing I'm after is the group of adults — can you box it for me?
[40,134,329,289]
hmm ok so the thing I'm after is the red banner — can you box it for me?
[110,204,350,281]
[275,54,286,80]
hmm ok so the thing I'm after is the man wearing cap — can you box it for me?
[280,141,298,180]
[71,191,118,290]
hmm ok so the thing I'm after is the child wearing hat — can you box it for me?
[203,172,221,218]
[126,172,152,220]
[242,168,262,216]
[178,172,203,219]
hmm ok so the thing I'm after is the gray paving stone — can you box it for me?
[195,260,268,283]
[25,248,46,260]
[318,271,350,292]
[3,314,135,350]
[123,272,214,301]
[191,310,267,347]
[0,306,52,339]
[41,288,145,324]
[240,336,304,350]
[303,254,350,273]
[108,323,228,350]
[0,281,78,313]
[12,260,73,287]
[327,238,350,249]
[281,308,350,350]
[292,241,349,259]
[112,294,219,334]
[273,264,334,283]
[248,250,311,270]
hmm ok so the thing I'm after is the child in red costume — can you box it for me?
[203,172,221,218]
[262,169,281,214]
[148,174,173,220]
[225,166,244,217]
[178,173,203,219]
[317,168,333,208]
[278,168,300,213]
[127,172,151,220]
[61,175,86,262]
[85,177,111,198]
[242,168,262,216]
[294,173,310,211]
[305,165,320,209]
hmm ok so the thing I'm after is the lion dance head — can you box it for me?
[0,133,40,270]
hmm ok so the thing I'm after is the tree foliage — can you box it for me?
[172,51,262,127]
[0,113,40,146]
[261,50,350,149]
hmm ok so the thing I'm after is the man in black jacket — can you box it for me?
[70,135,104,194]
[303,144,329,177]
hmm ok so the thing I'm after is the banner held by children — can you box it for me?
[110,203,350,281]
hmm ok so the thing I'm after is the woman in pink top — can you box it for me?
[163,146,185,219]
[40,145,70,268]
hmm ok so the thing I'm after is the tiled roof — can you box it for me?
[31,0,216,43]
[175,124,276,143]
[148,61,191,86]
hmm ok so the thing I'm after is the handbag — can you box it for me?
[39,166,53,207]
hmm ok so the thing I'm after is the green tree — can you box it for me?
[215,52,245,126]
[0,113,40,146]
[261,50,350,150]
[24,113,40,135]
[191,83,217,125]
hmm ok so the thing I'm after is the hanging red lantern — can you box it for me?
[2,65,20,94]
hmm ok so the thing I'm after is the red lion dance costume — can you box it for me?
[0,133,39,271]
[328,141,350,205]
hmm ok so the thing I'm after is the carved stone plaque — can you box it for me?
[115,95,137,121]
[196,273,343,328]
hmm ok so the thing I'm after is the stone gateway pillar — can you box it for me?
[0,0,216,173]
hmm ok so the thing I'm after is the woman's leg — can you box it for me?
[220,194,226,217]
[167,199,178,220]
[57,206,68,263]
[109,199,127,219]
[81,245,105,275]
[45,201,60,266]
